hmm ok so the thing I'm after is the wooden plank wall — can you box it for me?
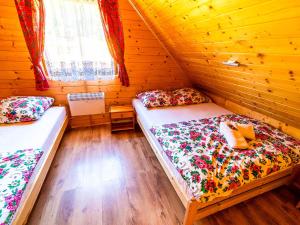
[0,0,191,126]
[206,91,300,139]
[129,0,300,128]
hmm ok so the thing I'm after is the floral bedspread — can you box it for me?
[0,148,43,225]
[150,114,300,203]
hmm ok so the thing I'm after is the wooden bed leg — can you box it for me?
[183,201,198,225]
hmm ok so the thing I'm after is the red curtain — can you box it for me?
[98,0,129,86]
[15,0,49,91]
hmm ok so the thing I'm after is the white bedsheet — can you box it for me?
[0,106,66,151]
[133,98,232,128]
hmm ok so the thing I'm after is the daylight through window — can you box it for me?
[44,0,115,81]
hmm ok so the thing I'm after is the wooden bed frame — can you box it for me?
[136,116,295,225]
[11,115,69,225]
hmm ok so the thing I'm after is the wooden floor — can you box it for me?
[28,126,300,225]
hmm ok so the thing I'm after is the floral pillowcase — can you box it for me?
[0,96,54,124]
[171,88,211,106]
[137,88,211,108]
[137,90,172,108]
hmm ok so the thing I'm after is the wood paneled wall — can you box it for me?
[129,0,300,128]
[0,0,190,125]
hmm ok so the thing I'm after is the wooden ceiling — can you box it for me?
[129,0,300,127]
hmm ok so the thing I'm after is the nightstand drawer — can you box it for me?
[111,111,134,119]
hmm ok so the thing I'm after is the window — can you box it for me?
[44,0,115,81]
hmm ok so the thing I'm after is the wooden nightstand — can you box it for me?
[110,105,135,132]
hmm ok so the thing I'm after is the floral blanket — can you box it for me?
[150,114,300,203]
[0,148,43,225]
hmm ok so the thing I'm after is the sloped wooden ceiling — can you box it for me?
[129,0,300,127]
[0,0,190,107]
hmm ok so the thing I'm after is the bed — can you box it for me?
[133,98,300,225]
[0,106,68,225]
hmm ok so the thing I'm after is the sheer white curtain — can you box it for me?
[44,0,115,81]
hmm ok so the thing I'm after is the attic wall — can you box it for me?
[130,0,300,128]
[0,0,190,117]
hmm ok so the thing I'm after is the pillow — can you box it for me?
[137,90,172,108]
[0,96,54,124]
[137,88,211,108]
[170,88,211,106]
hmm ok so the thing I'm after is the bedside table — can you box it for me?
[110,105,135,132]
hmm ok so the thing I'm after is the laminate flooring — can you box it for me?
[27,126,300,225]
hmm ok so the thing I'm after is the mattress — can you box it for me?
[0,106,67,151]
[133,99,233,200]
[0,106,67,224]
[133,98,232,128]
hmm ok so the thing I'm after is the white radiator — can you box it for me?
[67,92,105,116]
